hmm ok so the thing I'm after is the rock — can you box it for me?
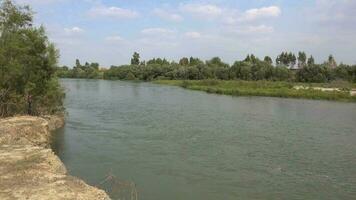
[0,116,111,200]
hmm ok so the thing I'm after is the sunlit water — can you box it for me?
[53,79,356,200]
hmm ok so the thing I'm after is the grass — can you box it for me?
[153,80,356,102]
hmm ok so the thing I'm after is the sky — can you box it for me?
[15,0,356,67]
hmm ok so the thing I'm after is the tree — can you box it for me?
[290,53,297,68]
[297,51,307,68]
[179,57,189,65]
[244,54,252,62]
[90,62,99,70]
[264,56,273,65]
[296,64,332,82]
[327,54,337,69]
[0,0,64,116]
[131,52,140,65]
[276,52,294,67]
[75,59,81,68]
[189,57,203,65]
[307,55,315,66]
[207,57,229,68]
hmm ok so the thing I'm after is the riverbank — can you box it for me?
[0,115,110,200]
[154,80,356,102]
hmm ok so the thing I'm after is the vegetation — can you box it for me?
[56,59,104,79]
[154,80,356,102]
[0,0,64,117]
[56,51,356,101]
[100,52,355,83]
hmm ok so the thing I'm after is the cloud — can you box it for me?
[222,6,281,25]
[241,6,281,21]
[312,0,356,27]
[243,25,274,33]
[152,8,183,22]
[141,28,175,36]
[88,6,139,19]
[184,32,202,39]
[225,25,274,35]
[64,27,84,35]
[179,3,222,18]
[105,35,124,42]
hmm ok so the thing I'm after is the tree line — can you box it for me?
[58,52,356,83]
[56,59,103,79]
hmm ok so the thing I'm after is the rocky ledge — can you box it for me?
[0,116,110,200]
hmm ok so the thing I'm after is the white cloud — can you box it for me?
[64,27,84,35]
[244,25,274,33]
[241,6,281,21]
[88,6,139,19]
[141,28,175,36]
[152,8,183,22]
[105,35,124,42]
[179,3,223,18]
[225,25,274,34]
[222,6,281,25]
[312,0,356,25]
[184,32,202,39]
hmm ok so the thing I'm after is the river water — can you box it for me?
[53,79,356,200]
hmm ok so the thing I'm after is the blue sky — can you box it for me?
[15,0,356,67]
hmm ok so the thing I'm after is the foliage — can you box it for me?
[100,52,355,84]
[296,64,332,82]
[130,52,140,65]
[276,52,296,68]
[297,51,307,68]
[56,59,103,79]
[0,0,64,117]
[155,80,356,102]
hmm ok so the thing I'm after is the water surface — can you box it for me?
[54,79,356,200]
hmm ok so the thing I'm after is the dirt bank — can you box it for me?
[0,115,110,200]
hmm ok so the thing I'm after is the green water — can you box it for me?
[53,79,356,200]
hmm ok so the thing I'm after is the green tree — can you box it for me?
[179,57,189,65]
[307,55,315,66]
[290,53,297,68]
[264,56,273,65]
[131,52,140,65]
[75,59,81,68]
[0,0,64,116]
[298,51,307,68]
[327,54,337,69]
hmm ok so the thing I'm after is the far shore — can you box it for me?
[153,80,356,102]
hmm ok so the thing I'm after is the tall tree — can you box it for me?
[289,53,297,68]
[131,52,140,65]
[307,55,315,66]
[75,59,81,68]
[298,51,307,68]
[327,54,337,68]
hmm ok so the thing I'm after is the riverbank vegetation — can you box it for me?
[56,59,104,79]
[56,52,356,101]
[59,52,356,101]
[58,52,355,84]
[0,0,64,117]
[154,80,356,102]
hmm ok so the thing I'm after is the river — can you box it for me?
[53,79,356,200]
